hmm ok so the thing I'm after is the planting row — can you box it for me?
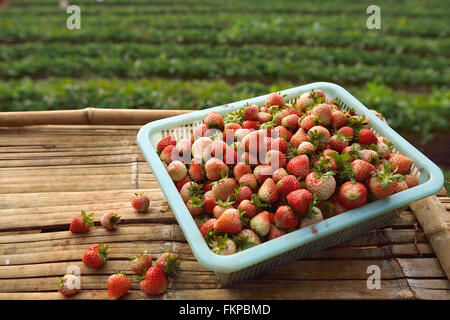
[1,78,448,137]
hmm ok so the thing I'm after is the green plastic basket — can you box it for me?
[137,82,444,286]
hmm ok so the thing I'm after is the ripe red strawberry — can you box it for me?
[267,224,286,240]
[243,104,259,121]
[69,210,94,233]
[368,162,403,199]
[214,208,242,234]
[271,137,287,154]
[107,272,131,300]
[404,174,418,188]
[101,212,120,231]
[274,206,299,229]
[129,250,153,275]
[281,114,299,131]
[286,189,314,215]
[234,185,253,204]
[286,155,310,178]
[203,195,216,214]
[273,125,292,142]
[264,150,286,169]
[160,145,177,165]
[205,158,229,181]
[157,135,176,153]
[253,165,273,184]
[131,192,150,212]
[82,243,108,268]
[167,160,187,182]
[339,181,368,209]
[272,167,288,182]
[352,159,375,182]
[241,120,260,130]
[290,128,308,146]
[331,110,348,129]
[276,175,300,197]
[204,111,224,130]
[186,196,204,216]
[329,133,350,153]
[156,253,180,275]
[239,173,258,192]
[358,129,378,145]
[311,103,332,126]
[337,126,354,139]
[265,92,285,107]
[176,176,191,192]
[238,199,258,219]
[389,154,413,174]
[258,178,280,203]
[57,274,79,297]
[300,115,317,131]
[189,161,206,182]
[249,211,271,237]
[305,171,336,200]
[212,176,237,201]
[200,218,217,236]
[233,163,252,181]
[141,267,167,295]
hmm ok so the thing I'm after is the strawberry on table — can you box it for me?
[57,274,80,297]
[70,210,94,233]
[100,212,120,230]
[129,250,153,275]
[156,253,180,275]
[107,272,131,300]
[131,192,150,212]
[82,243,109,268]
[141,267,167,295]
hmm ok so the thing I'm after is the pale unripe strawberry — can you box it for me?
[376,142,391,159]
[311,104,332,127]
[272,109,290,126]
[305,172,336,201]
[167,160,187,182]
[160,145,177,165]
[300,115,316,131]
[101,212,121,230]
[250,211,271,237]
[191,137,213,162]
[272,167,288,182]
[308,125,331,141]
[236,229,261,246]
[258,112,273,123]
[233,163,252,181]
[212,177,237,201]
[300,207,323,228]
[271,137,287,153]
[213,238,237,256]
[253,165,273,184]
[331,110,348,129]
[238,199,258,219]
[264,150,286,169]
[295,92,315,111]
[297,141,315,155]
[351,159,375,182]
[258,178,279,203]
[281,114,299,131]
[205,158,229,181]
[175,139,191,157]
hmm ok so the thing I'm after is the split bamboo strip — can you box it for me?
[0,108,195,127]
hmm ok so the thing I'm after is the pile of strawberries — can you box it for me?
[157,89,419,255]
[57,192,181,299]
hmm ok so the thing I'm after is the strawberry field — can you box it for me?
[0,0,449,186]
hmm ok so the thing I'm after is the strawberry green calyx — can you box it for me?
[374,162,404,190]
[97,244,109,263]
[307,130,328,149]
[285,142,299,161]
[215,196,235,208]
[131,191,145,200]
[108,214,121,227]
[251,194,270,209]
[224,108,244,125]
[189,195,204,208]
[305,193,319,219]
[238,208,249,228]
[259,120,276,129]
[209,233,229,254]
[80,210,95,227]
[233,235,256,252]
[194,214,210,228]
[204,229,221,246]
[129,250,149,261]
[164,254,180,275]
[329,152,354,183]
[114,270,127,276]
[57,277,65,290]
[187,182,203,198]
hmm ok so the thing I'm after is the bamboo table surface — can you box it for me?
[0,124,449,300]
